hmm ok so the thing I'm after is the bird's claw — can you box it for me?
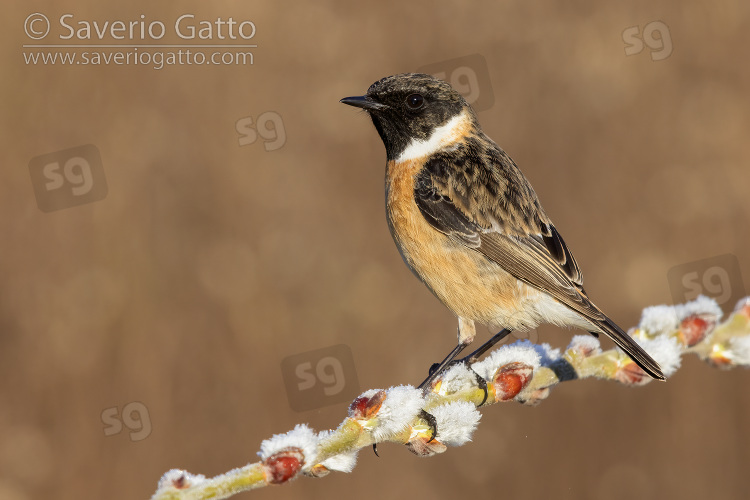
[424,357,489,406]
[418,409,438,442]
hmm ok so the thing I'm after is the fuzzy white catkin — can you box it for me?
[157,469,206,490]
[317,453,358,473]
[634,336,682,376]
[675,295,722,321]
[640,296,722,334]
[568,335,602,355]
[316,430,359,473]
[258,424,319,469]
[430,401,481,446]
[728,336,750,365]
[472,341,542,381]
[639,304,680,334]
[531,341,562,364]
[370,385,425,441]
[440,364,479,394]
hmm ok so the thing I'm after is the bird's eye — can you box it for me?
[405,93,425,110]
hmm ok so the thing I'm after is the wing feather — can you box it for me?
[410,133,664,380]
[413,143,592,318]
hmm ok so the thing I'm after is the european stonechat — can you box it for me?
[341,73,665,387]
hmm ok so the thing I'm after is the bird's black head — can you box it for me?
[340,73,475,161]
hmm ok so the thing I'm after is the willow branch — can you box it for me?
[150,296,750,499]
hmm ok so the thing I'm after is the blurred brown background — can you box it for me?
[2,1,749,499]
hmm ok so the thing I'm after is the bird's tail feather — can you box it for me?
[595,315,665,381]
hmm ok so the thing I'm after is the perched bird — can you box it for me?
[341,73,665,389]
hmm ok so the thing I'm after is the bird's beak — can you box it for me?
[340,95,387,111]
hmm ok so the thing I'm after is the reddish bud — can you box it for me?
[307,464,331,478]
[349,390,386,419]
[570,336,602,358]
[406,435,447,457]
[734,298,750,319]
[264,448,304,484]
[575,345,597,358]
[522,387,550,406]
[709,355,732,368]
[614,362,651,386]
[171,474,188,489]
[493,362,533,401]
[679,314,714,347]
[708,346,733,368]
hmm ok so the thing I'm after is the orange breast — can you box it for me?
[385,158,531,327]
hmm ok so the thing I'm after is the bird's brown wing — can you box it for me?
[413,142,591,316]
[414,141,664,379]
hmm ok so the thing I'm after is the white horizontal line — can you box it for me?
[22,44,257,48]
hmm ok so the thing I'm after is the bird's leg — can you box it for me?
[417,342,468,390]
[418,317,476,389]
[458,328,513,364]
[419,325,514,406]
[413,341,465,445]
[455,328,513,406]
[419,409,438,443]
[417,318,476,390]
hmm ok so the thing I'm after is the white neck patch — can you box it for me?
[395,110,470,163]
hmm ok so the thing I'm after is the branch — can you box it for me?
[150,296,750,499]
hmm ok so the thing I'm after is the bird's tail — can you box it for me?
[595,315,665,381]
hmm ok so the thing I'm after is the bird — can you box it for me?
[340,73,665,391]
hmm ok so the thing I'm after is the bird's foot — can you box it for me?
[420,329,513,404]
[417,343,467,392]
[372,409,439,457]
[424,357,489,406]
[419,409,438,442]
